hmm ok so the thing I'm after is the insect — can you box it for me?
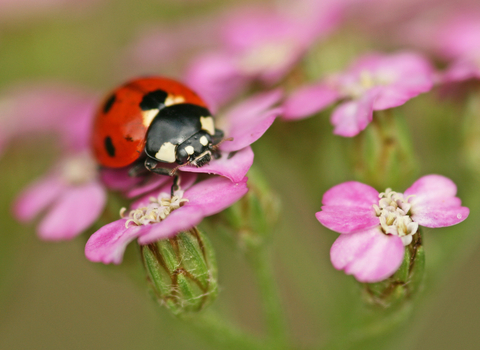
[92,76,229,178]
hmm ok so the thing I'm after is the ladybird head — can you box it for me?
[176,131,213,165]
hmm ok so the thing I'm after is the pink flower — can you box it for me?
[316,175,469,283]
[11,83,105,241]
[184,1,342,108]
[283,52,435,137]
[13,152,106,240]
[85,175,248,264]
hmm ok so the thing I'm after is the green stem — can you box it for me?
[186,310,267,350]
[246,246,289,350]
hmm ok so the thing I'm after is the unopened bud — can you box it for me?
[141,227,218,316]
[363,232,425,308]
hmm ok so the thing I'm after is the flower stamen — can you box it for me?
[374,189,418,246]
[121,190,189,228]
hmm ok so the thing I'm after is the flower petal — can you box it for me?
[404,174,458,205]
[283,83,341,120]
[85,220,151,264]
[38,181,106,241]
[137,176,248,244]
[184,176,249,216]
[330,228,405,283]
[180,146,254,182]
[316,181,379,234]
[220,90,283,152]
[13,173,66,222]
[410,205,469,228]
[322,181,379,208]
[184,53,248,110]
[100,167,144,192]
[317,207,379,234]
[331,92,375,137]
[404,175,469,228]
[137,207,204,245]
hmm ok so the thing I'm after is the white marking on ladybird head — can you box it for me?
[165,94,185,107]
[142,109,159,127]
[185,145,195,155]
[200,116,215,135]
[155,142,176,163]
[199,135,209,146]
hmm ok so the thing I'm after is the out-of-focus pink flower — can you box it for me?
[10,83,105,241]
[14,152,106,240]
[85,175,248,264]
[316,175,469,283]
[184,1,343,108]
[0,82,97,156]
[283,52,435,137]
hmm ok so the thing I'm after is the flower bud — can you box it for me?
[141,227,218,316]
[362,232,425,308]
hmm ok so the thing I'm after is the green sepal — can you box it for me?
[362,233,425,308]
[141,228,218,316]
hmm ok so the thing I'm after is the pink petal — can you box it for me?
[13,173,66,222]
[404,175,469,228]
[283,83,341,120]
[220,90,283,152]
[442,58,480,83]
[138,176,248,244]
[331,92,375,137]
[410,205,469,228]
[100,167,144,191]
[184,53,248,110]
[404,174,458,205]
[38,181,106,241]
[183,176,249,215]
[180,146,254,182]
[125,175,170,199]
[316,181,379,234]
[85,220,150,264]
[322,181,379,207]
[137,207,204,245]
[317,207,379,234]
[330,228,405,283]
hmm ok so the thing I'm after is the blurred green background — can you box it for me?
[1,0,480,349]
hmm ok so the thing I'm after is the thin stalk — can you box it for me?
[246,246,289,350]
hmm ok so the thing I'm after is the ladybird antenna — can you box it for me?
[210,137,234,151]
[169,161,192,176]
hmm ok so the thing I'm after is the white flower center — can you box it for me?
[122,190,188,227]
[373,188,418,246]
[237,41,296,75]
[342,69,396,99]
[60,153,97,185]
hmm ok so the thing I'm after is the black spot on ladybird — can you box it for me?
[103,94,116,113]
[104,136,115,157]
[139,90,168,111]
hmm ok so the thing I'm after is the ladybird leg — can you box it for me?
[144,158,174,176]
[128,161,149,177]
[171,175,179,196]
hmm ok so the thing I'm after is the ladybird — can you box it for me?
[92,76,227,176]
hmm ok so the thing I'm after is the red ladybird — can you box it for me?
[92,76,225,176]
